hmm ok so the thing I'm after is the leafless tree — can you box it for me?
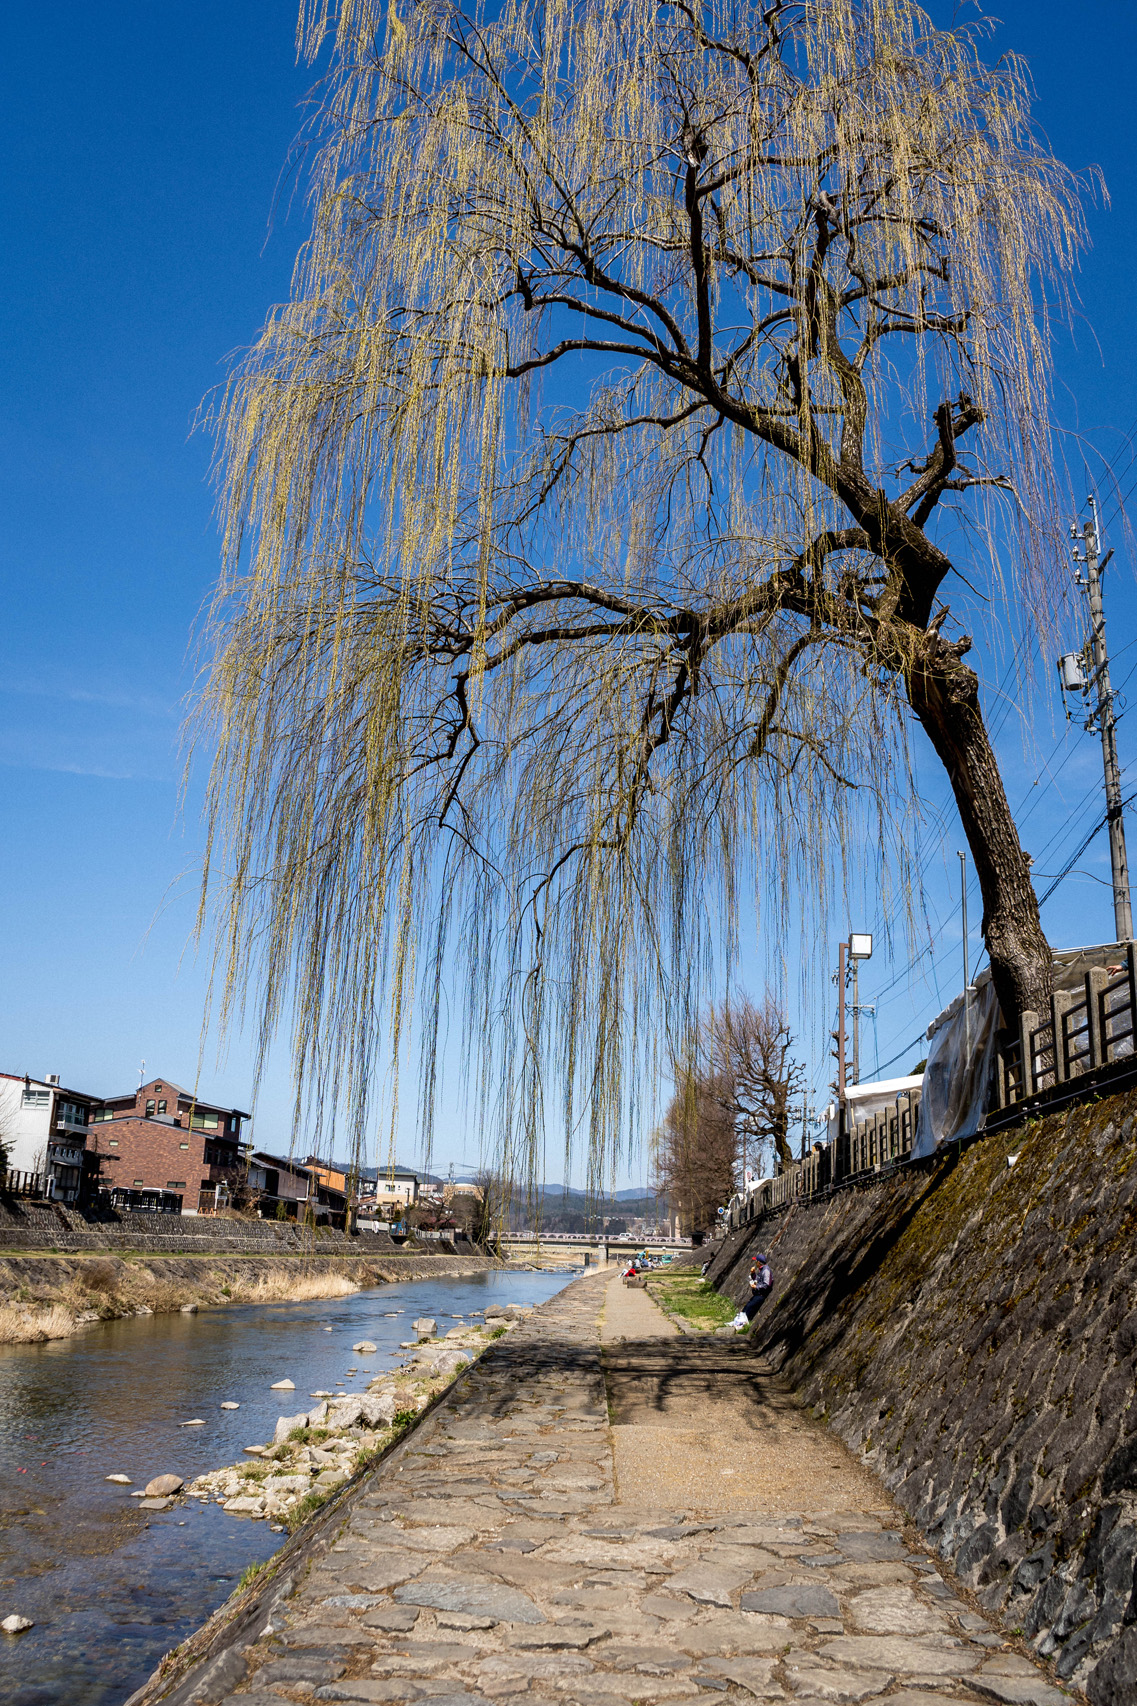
[654,1071,739,1239]
[196,0,1088,1181]
[707,996,806,1175]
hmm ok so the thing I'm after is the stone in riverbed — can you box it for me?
[2,1615,34,1634]
[180,1303,199,1314]
[395,1578,546,1623]
[180,1419,206,1426]
[223,1495,266,1514]
[412,1318,437,1339]
[271,1378,296,1390]
[144,1474,184,1496]
[274,1411,311,1444]
[220,1401,240,1410]
[352,1341,378,1353]
[105,1474,132,1485]
[139,1496,175,1511]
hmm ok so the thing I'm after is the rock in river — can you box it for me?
[2,1615,34,1634]
[105,1474,132,1485]
[271,1379,296,1390]
[352,1340,378,1353]
[413,1318,437,1339]
[145,1474,185,1497]
[220,1401,240,1410]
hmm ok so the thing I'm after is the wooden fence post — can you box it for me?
[1019,1010,1038,1099]
[1051,992,1075,1084]
[1086,966,1109,1070]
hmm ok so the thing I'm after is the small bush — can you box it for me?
[238,1559,269,1591]
[82,1260,118,1294]
[286,1425,330,1445]
[391,1408,418,1429]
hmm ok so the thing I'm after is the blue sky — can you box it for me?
[2,1,1136,1186]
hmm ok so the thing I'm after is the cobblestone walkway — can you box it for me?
[207,1271,1070,1706]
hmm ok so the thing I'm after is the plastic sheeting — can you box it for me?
[912,942,1136,1159]
[912,977,999,1159]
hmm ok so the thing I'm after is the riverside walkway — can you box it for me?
[166,1270,1069,1706]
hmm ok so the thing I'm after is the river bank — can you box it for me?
[123,1270,1072,1706]
[0,1251,492,1344]
[0,1267,568,1706]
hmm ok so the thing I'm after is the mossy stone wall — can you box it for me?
[707,1088,1137,1703]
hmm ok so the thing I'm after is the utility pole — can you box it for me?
[1062,498,1133,940]
[848,933,873,1085]
[831,940,848,1099]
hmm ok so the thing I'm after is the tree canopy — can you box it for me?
[197,0,1088,1181]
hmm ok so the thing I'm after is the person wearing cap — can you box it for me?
[744,1253,772,1318]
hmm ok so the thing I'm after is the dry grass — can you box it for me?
[0,1302,78,1344]
[0,1259,366,1342]
[236,1271,360,1304]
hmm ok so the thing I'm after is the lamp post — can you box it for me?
[848,933,873,1085]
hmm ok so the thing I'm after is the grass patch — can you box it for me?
[238,1559,270,1591]
[286,1425,331,1445]
[647,1273,736,1330]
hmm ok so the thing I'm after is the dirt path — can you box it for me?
[602,1272,888,1516]
[136,1269,1072,1706]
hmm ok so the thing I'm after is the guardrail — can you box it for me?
[995,942,1137,1108]
[726,1088,923,1229]
[0,1169,52,1200]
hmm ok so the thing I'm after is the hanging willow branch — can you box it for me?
[195,0,1089,1182]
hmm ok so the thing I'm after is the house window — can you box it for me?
[191,1112,220,1130]
[133,1179,144,1187]
[108,1139,119,1148]
[157,1099,167,1115]
[154,1083,163,1092]
[145,1100,155,1116]
[179,1141,189,1151]
[166,1180,186,1190]
[22,1088,50,1108]
[90,1108,112,1122]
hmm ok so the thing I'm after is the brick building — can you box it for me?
[87,1077,250,1214]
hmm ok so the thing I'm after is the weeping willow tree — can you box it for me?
[198,0,1087,1181]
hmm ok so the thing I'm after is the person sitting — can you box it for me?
[731,1254,773,1330]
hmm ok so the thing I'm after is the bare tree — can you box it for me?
[197,0,1086,1179]
[707,996,806,1175]
[654,1072,739,1239]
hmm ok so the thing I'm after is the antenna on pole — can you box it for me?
[137,1059,145,1090]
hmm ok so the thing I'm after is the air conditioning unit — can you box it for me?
[45,1073,61,1086]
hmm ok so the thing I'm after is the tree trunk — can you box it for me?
[905,633,1052,1027]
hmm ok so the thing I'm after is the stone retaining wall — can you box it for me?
[0,1198,470,1258]
[706,1085,1137,1702]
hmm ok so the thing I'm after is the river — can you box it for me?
[0,1265,573,1706]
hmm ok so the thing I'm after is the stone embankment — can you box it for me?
[0,1250,491,1344]
[127,1270,1069,1706]
[183,1306,530,1528]
[708,1084,1137,1703]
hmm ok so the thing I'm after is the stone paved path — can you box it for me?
[210,1271,1071,1706]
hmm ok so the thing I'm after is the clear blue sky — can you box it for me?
[2,2,1136,1184]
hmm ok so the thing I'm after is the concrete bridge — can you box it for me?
[498,1231,694,1266]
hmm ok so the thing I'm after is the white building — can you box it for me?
[0,1072,95,1202]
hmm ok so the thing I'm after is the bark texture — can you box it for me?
[906,632,1053,1022]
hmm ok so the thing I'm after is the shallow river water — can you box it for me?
[0,1266,572,1706]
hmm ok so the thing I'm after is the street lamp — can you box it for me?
[848,934,873,1084]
